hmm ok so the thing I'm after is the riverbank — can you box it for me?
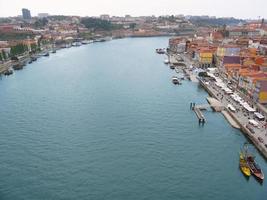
[1,35,170,76]
[165,51,267,159]
[199,78,267,159]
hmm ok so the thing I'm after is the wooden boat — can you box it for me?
[246,154,264,180]
[242,143,264,180]
[239,152,251,177]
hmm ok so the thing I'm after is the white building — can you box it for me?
[38,13,49,18]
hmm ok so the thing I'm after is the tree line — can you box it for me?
[0,43,40,61]
[81,17,123,31]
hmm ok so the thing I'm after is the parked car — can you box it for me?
[258,137,264,143]
[246,124,255,134]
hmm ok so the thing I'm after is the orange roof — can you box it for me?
[224,64,242,67]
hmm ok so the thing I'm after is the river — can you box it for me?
[0,37,266,199]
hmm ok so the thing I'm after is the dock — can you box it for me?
[222,110,240,129]
[206,97,224,112]
[189,74,199,83]
[198,78,267,159]
[193,106,206,123]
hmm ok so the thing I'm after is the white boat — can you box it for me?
[72,42,82,47]
[164,59,169,64]
[81,40,94,44]
[172,76,181,85]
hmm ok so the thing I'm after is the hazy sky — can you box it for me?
[0,0,266,19]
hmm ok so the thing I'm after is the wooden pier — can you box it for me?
[191,103,206,123]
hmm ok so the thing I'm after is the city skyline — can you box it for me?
[0,0,267,19]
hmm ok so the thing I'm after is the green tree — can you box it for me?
[129,23,137,30]
[2,50,7,60]
[34,18,48,28]
[81,17,113,31]
[10,44,29,56]
[30,43,37,52]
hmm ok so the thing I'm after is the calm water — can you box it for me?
[0,37,267,200]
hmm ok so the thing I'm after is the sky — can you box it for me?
[0,0,266,19]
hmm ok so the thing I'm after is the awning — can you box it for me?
[254,112,265,120]
[227,104,236,112]
[243,103,256,112]
[249,119,259,126]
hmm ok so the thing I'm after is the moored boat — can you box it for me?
[13,63,23,70]
[172,76,181,85]
[72,42,82,47]
[164,59,169,64]
[81,40,93,44]
[30,56,37,62]
[4,68,13,76]
[43,52,49,57]
[239,152,251,177]
[246,154,264,180]
[156,48,166,54]
[242,144,264,181]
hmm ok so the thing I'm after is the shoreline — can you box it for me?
[198,78,267,159]
[166,51,267,160]
[0,36,172,76]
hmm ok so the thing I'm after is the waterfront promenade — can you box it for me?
[201,79,267,158]
[173,52,267,159]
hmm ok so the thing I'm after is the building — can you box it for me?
[22,8,31,20]
[216,46,240,57]
[254,80,267,104]
[38,13,49,18]
[197,49,214,68]
[100,14,110,21]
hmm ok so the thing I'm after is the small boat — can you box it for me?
[164,59,169,64]
[4,68,13,76]
[246,154,264,180]
[13,63,23,70]
[43,52,49,57]
[172,76,181,85]
[156,48,165,54]
[239,152,251,177]
[72,42,82,47]
[170,65,175,70]
[81,40,93,44]
[94,37,112,42]
[31,57,37,62]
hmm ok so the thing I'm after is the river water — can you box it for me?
[0,37,266,199]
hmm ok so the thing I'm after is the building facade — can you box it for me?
[22,8,31,20]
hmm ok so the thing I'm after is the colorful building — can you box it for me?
[198,50,213,68]
[253,80,267,104]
